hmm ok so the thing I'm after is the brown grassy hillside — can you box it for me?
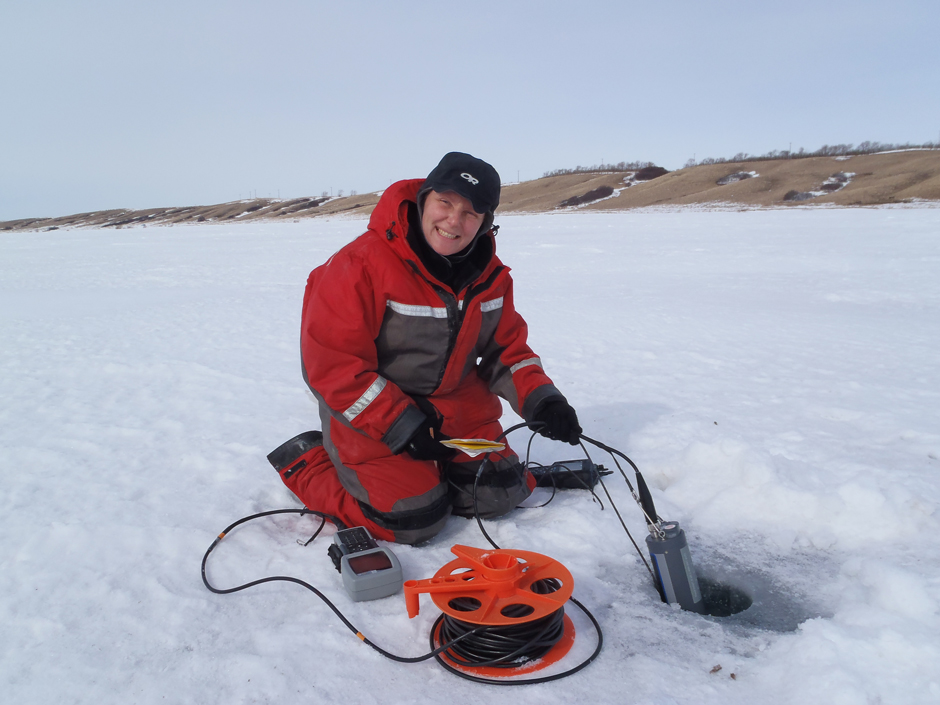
[3,150,938,232]
[501,150,940,212]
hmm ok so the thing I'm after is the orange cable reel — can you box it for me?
[404,544,578,676]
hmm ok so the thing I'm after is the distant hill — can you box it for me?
[501,150,940,212]
[3,150,939,233]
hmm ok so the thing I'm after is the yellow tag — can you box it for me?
[439,438,506,457]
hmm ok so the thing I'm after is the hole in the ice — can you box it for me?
[698,577,753,617]
[690,551,832,632]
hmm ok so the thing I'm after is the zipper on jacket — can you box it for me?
[406,262,506,391]
[436,266,506,390]
[435,285,461,389]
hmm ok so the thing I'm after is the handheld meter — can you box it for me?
[327,527,403,602]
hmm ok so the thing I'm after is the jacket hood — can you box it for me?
[367,179,425,239]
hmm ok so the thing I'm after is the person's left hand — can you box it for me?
[532,399,582,445]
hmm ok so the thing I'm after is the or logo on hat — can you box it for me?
[423,153,500,213]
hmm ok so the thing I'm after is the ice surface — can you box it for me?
[2,208,939,703]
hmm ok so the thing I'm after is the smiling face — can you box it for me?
[420,190,486,256]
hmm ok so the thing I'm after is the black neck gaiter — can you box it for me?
[405,202,491,293]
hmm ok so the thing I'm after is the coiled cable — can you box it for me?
[437,607,567,668]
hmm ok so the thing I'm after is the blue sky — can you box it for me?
[2,0,938,221]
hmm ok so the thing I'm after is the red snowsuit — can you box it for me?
[277,179,564,543]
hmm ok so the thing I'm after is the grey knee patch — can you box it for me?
[445,458,531,519]
[359,491,452,545]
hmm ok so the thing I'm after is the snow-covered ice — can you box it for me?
[2,207,939,704]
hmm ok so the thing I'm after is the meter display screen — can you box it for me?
[347,551,394,575]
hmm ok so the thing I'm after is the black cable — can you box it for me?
[202,424,646,684]
[473,424,654,578]
[471,421,532,551]
[463,422,664,672]
[438,608,566,668]
[430,596,604,686]
[578,433,642,492]
[446,424,560,510]
[577,440,657,581]
[201,508,484,664]
[458,424,605,684]
[518,460,558,509]
[298,515,327,546]
[517,428,559,508]
[202,508,601,683]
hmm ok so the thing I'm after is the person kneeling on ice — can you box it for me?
[270,152,581,544]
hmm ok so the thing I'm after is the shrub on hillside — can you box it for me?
[543,161,652,178]
[557,185,614,208]
[634,166,669,181]
[783,190,816,202]
[688,140,939,168]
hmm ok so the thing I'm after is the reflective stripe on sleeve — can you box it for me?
[510,358,542,374]
[344,376,387,421]
[480,297,504,313]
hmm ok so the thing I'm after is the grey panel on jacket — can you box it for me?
[473,307,523,413]
[375,305,452,396]
[462,306,503,377]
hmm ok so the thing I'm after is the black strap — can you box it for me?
[358,493,451,532]
[267,430,323,472]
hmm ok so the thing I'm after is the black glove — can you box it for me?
[532,399,582,445]
[405,418,457,462]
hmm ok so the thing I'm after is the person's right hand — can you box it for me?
[405,419,457,462]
